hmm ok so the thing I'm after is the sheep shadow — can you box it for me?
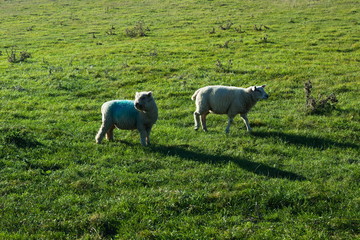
[251,131,359,150]
[150,145,306,181]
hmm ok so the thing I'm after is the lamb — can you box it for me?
[191,85,269,133]
[95,91,158,146]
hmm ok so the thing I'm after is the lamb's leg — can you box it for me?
[240,114,252,132]
[200,113,209,132]
[194,112,201,130]
[106,125,115,141]
[95,121,113,144]
[145,127,152,145]
[139,129,148,146]
[225,117,234,134]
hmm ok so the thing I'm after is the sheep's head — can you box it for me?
[251,85,269,100]
[134,91,154,111]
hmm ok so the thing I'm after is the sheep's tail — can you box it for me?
[191,89,200,101]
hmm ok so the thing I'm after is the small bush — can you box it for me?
[304,80,338,114]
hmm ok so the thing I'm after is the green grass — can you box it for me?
[1,0,359,239]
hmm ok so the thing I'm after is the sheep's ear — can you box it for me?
[147,91,152,97]
[251,86,257,91]
[261,85,266,88]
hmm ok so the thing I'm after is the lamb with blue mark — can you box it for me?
[95,91,158,146]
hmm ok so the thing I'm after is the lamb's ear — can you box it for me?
[147,91,153,97]
[261,85,266,88]
[251,86,257,92]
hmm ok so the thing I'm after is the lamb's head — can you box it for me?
[251,85,269,100]
[134,91,155,112]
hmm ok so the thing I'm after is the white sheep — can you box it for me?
[191,85,269,133]
[95,91,158,146]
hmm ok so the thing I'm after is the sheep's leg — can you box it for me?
[95,121,113,144]
[145,127,152,145]
[106,125,115,141]
[138,129,148,146]
[240,114,252,132]
[200,113,209,132]
[194,112,201,130]
[225,117,234,134]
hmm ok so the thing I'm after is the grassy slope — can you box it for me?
[1,0,359,239]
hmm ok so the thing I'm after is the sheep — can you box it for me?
[191,85,269,133]
[95,91,158,146]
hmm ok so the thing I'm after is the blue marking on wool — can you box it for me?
[111,100,138,117]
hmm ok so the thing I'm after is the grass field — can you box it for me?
[1,0,359,239]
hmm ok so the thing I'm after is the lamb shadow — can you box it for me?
[150,145,306,181]
[251,131,358,150]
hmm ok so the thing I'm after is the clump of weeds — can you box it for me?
[209,27,216,34]
[5,46,31,63]
[304,80,338,114]
[253,24,270,31]
[106,26,116,35]
[218,40,232,48]
[219,21,233,30]
[257,35,272,44]
[125,21,150,38]
[215,59,233,73]
[234,25,246,33]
